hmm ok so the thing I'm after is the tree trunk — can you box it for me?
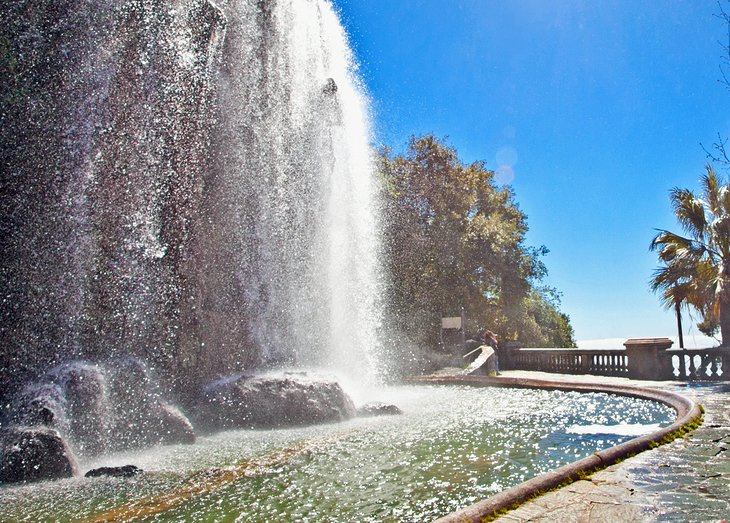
[675,300,684,349]
[720,297,730,347]
[722,263,730,347]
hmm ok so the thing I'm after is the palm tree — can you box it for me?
[649,261,695,348]
[650,165,730,346]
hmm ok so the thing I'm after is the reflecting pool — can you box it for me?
[0,385,673,522]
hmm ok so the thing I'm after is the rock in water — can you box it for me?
[154,404,196,445]
[356,402,403,417]
[85,465,143,478]
[106,358,196,449]
[11,383,67,430]
[53,363,109,456]
[0,427,78,484]
[196,375,356,431]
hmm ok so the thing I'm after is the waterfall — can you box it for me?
[0,0,383,399]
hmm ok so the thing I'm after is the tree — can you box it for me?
[649,259,694,348]
[378,134,576,351]
[650,165,730,345]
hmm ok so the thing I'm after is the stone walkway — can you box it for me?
[490,371,730,523]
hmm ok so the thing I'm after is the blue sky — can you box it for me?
[333,0,730,345]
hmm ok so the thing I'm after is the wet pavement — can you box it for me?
[490,372,730,523]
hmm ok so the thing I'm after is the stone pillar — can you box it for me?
[624,338,674,380]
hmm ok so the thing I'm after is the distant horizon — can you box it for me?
[576,334,718,350]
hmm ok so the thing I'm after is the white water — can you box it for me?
[2,0,384,390]
[208,0,382,385]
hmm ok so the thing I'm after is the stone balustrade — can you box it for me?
[501,338,730,381]
[506,348,629,377]
[668,348,730,381]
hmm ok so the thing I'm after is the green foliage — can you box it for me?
[651,165,730,345]
[378,134,576,351]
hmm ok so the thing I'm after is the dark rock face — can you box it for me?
[0,427,78,484]
[196,375,356,431]
[356,402,403,417]
[85,464,143,478]
[0,0,230,403]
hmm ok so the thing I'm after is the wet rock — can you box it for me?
[155,403,196,445]
[323,77,338,95]
[11,384,67,430]
[356,402,403,417]
[196,375,356,431]
[106,358,196,450]
[85,464,143,478]
[52,363,109,456]
[0,427,78,484]
[6,358,196,457]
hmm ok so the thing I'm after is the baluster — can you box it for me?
[713,354,721,379]
[719,354,724,378]
[701,353,711,379]
[689,354,699,380]
[678,353,686,379]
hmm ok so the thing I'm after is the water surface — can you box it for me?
[0,385,673,522]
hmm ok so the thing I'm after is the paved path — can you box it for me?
[490,371,730,523]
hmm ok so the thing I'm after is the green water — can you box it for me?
[0,385,673,522]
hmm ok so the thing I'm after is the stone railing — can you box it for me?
[501,338,730,382]
[668,348,730,381]
[506,348,629,378]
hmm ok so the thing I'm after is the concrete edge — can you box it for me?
[405,375,704,523]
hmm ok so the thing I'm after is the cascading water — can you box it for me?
[0,0,383,400]
[207,0,382,380]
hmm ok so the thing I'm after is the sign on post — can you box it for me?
[441,317,462,329]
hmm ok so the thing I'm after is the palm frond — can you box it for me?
[669,188,707,240]
[650,230,708,262]
[721,183,730,217]
[710,215,730,255]
[701,164,721,214]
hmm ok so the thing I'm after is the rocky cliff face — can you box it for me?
[0,0,228,402]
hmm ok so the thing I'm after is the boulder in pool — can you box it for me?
[196,375,356,431]
[356,402,403,417]
[0,427,78,484]
[85,464,143,478]
[155,403,196,445]
[105,358,196,450]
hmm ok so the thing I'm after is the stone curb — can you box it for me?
[406,375,704,523]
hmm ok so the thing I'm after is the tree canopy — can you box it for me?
[377,135,575,352]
